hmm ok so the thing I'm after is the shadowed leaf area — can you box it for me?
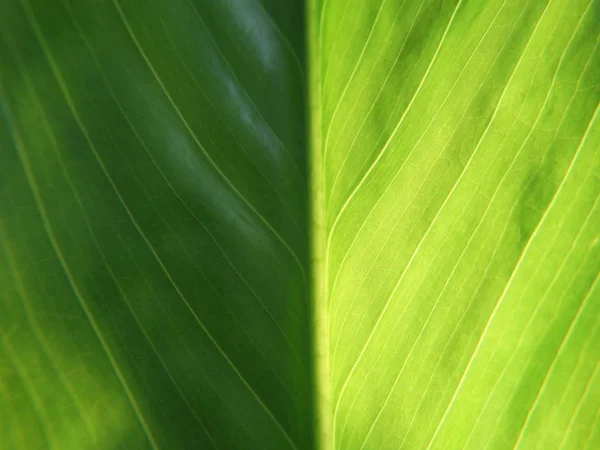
[1,0,599,449]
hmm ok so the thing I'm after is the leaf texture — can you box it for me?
[0,0,311,449]
[316,0,600,448]
[2,0,600,449]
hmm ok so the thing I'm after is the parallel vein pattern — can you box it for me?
[0,0,312,449]
[318,0,600,448]
[3,0,600,449]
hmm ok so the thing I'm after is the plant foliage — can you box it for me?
[1,0,599,449]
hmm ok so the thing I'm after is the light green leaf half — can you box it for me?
[1,0,599,449]
[315,0,600,448]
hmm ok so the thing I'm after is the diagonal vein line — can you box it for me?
[475,196,599,449]
[8,39,220,446]
[0,222,97,443]
[466,36,600,450]
[16,1,298,446]
[326,0,503,293]
[186,0,307,185]
[320,0,354,91]
[397,200,519,449]
[322,0,389,161]
[581,395,600,449]
[324,0,425,208]
[412,6,598,446]
[425,100,600,450]
[0,376,30,450]
[0,69,160,450]
[63,0,307,376]
[332,0,543,430]
[248,0,305,79]
[557,360,600,449]
[325,7,464,387]
[513,273,600,449]
[325,0,463,249]
[325,0,462,446]
[107,112,309,392]
[328,0,509,356]
[112,0,307,287]
[398,63,599,440]
[317,0,332,59]
[154,4,306,234]
[357,80,591,448]
[1,337,56,450]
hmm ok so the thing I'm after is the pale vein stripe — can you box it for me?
[0,222,97,443]
[187,0,307,184]
[317,0,332,57]
[7,23,234,443]
[475,197,599,450]
[321,0,355,94]
[397,197,520,449]
[581,399,600,449]
[1,377,30,450]
[398,208,518,448]
[0,65,160,449]
[424,101,600,450]
[250,0,305,79]
[115,0,308,285]
[469,35,600,450]
[351,1,581,442]
[2,337,58,449]
[326,4,464,375]
[62,0,307,375]
[327,0,508,296]
[325,0,463,247]
[513,274,600,449]
[324,0,427,208]
[330,2,464,444]
[27,73,221,448]
[556,340,600,450]
[361,132,598,450]
[332,0,544,430]
[17,1,298,446]
[21,74,219,446]
[157,8,305,233]
[322,0,388,163]
[116,0,308,286]
[397,58,597,433]
[397,62,598,437]
[124,163,306,391]
[326,0,428,345]
[328,0,508,356]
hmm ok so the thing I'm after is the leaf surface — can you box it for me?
[1,0,600,449]
[316,0,600,448]
[0,0,311,449]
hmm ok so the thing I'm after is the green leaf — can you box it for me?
[315,0,600,448]
[1,0,599,449]
[0,0,311,448]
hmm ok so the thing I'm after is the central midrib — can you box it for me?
[308,1,333,449]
